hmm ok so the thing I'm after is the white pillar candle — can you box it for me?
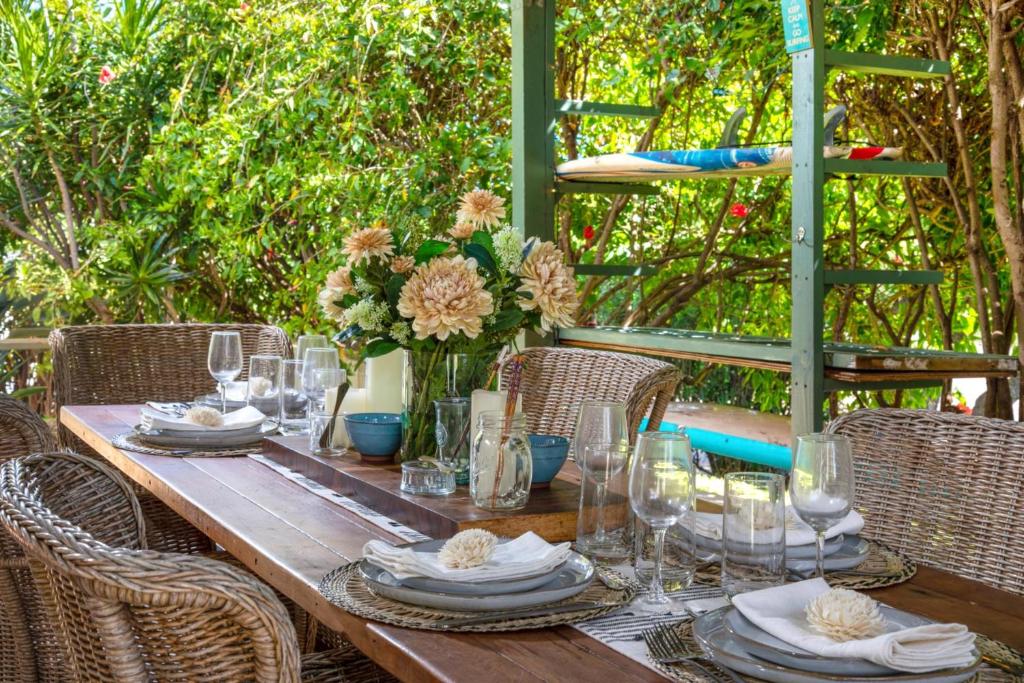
[470,389,523,435]
[364,350,404,414]
[325,386,368,448]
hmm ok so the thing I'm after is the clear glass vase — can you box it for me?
[470,412,532,510]
[401,349,499,462]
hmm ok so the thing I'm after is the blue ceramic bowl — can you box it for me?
[528,434,570,488]
[344,413,402,460]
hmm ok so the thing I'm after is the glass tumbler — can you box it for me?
[721,472,787,596]
[435,398,471,485]
[309,410,343,457]
[246,355,282,428]
[576,442,631,560]
[280,360,309,435]
[470,412,532,510]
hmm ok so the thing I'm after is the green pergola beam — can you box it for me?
[555,181,660,196]
[558,326,794,364]
[824,269,943,286]
[571,264,656,277]
[824,50,950,79]
[824,159,948,177]
[554,99,661,119]
[823,378,944,393]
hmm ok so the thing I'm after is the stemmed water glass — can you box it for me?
[572,400,628,461]
[207,331,243,413]
[301,347,339,411]
[790,433,855,578]
[580,442,629,552]
[628,432,694,605]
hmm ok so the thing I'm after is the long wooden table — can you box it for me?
[62,405,1024,682]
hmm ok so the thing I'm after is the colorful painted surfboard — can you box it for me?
[555,146,902,182]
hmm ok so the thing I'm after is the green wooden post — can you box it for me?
[790,0,826,438]
[511,0,556,243]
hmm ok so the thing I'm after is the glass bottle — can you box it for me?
[470,411,532,510]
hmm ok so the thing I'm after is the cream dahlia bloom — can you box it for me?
[318,287,346,323]
[397,255,494,340]
[390,255,415,274]
[449,221,476,240]
[343,227,395,265]
[517,240,578,331]
[457,189,506,227]
[805,589,886,642]
[325,266,355,295]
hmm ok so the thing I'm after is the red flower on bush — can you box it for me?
[729,202,749,218]
[582,225,595,240]
[98,66,115,85]
[239,1,250,11]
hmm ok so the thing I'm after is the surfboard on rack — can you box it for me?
[555,145,903,182]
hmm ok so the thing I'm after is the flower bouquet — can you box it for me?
[319,189,579,462]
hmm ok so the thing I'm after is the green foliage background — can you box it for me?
[0,0,1015,415]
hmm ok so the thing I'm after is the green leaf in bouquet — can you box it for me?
[490,308,524,332]
[470,229,495,255]
[415,239,450,264]
[517,289,534,300]
[341,293,360,308]
[363,338,401,358]
[463,242,498,277]
[385,274,406,307]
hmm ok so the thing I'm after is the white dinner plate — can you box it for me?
[359,552,594,612]
[786,535,870,573]
[133,421,275,447]
[693,608,980,683]
[696,532,846,560]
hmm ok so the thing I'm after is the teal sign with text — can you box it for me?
[781,0,811,53]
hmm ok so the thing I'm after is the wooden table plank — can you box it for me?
[60,404,1024,681]
[61,405,664,683]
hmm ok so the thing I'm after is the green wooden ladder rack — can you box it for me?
[511,0,965,442]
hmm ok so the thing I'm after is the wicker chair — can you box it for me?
[49,323,291,555]
[828,408,1024,596]
[499,347,680,441]
[0,451,393,683]
[0,396,63,682]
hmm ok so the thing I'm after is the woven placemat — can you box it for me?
[653,621,1024,682]
[693,539,916,591]
[112,431,257,458]
[318,562,638,632]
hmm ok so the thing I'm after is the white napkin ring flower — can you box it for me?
[183,406,224,428]
[806,588,886,641]
[438,529,498,569]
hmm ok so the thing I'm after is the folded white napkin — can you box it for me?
[732,578,976,673]
[362,532,572,582]
[140,405,266,432]
[696,507,864,547]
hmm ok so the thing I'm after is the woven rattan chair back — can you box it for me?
[828,408,1024,595]
[50,323,291,446]
[0,397,60,682]
[0,451,301,683]
[499,347,680,441]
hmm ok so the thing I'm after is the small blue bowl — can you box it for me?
[344,413,402,462]
[528,434,570,488]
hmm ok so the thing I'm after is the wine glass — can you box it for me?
[628,432,693,604]
[301,347,339,411]
[790,433,855,578]
[296,334,330,361]
[207,331,243,413]
[572,400,628,461]
[580,442,630,552]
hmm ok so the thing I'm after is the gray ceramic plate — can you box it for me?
[724,607,915,676]
[194,393,248,411]
[697,532,846,560]
[359,553,594,612]
[693,608,980,683]
[134,421,275,447]
[391,539,567,595]
[786,535,870,573]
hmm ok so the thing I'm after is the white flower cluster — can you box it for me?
[390,321,411,345]
[493,225,524,273]
[343,299,390,332]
